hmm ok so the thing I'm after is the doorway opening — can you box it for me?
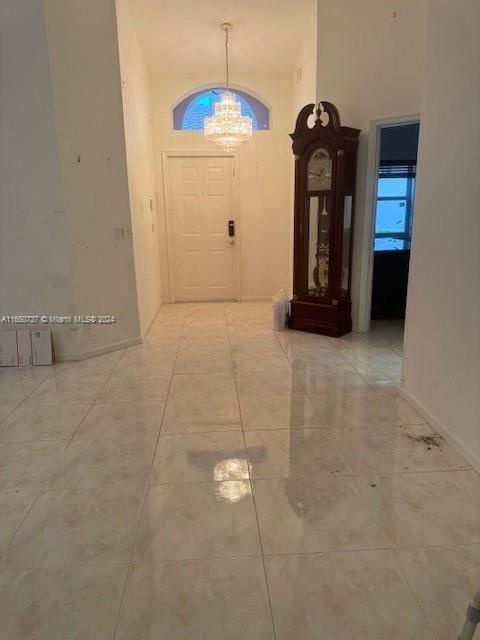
[371,122,420,321]
[357,117,420,345]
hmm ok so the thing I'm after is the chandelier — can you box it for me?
[204,23,253,152]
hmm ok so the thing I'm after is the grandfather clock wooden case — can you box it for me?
[289,102,360,337]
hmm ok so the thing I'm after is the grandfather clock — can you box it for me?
[289,102,360,337]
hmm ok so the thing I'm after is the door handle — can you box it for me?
[228,220,235,237]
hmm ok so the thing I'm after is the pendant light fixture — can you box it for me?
[204,23,253,152]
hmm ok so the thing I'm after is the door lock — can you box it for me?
[227,239,235,246]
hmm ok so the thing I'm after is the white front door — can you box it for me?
[168,156,237,302]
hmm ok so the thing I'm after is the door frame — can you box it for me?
[162,151,240,303]
[357,114,420,332]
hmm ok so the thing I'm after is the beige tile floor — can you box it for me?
[0,302,478,639]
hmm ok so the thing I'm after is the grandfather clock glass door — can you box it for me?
[306,147,333,300]
[290,102,360,337]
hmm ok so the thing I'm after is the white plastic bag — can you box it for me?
[272,288,288,331]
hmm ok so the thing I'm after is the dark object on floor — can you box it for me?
[404,433,443,451]
[458,590,480,640]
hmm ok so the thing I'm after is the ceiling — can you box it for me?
[126,0,313,74]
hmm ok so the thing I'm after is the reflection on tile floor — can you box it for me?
[0,304,477,639]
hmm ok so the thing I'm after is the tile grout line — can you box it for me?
[3,543,480,576]
[297,341,473,467]
[4,541,480,575]
[110,303,187,640]
[0,364,87,562]
[0,365,55,423]
[226,308,278,640]
[1,463,473,497]
[261,541,480,557]
[0,356,130,564]
[0,490,44,565]
[256,330,362,471]
[0,400,24,427]
[0,366,58,515]
[274,328,340,431]
[0,462,475,507]
[275,325,409,406]
[63,354,128,449]
[390,550,442,640]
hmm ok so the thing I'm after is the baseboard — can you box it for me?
[161,297,272,304]
[56,336,142,362]
[142,302,163,340]
[399,386,480,472]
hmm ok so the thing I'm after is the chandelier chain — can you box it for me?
[224,26,229,90]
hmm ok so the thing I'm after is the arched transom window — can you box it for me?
[173,87,270,131]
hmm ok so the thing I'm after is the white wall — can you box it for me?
[150,73,293,301]
[292,0,318,126]
[316,0,427,327]
[43,0,142,358]
[402,0,480,465]
[0,0,77,357]
[116,0,162,336]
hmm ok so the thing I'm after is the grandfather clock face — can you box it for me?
[307,147,332,191]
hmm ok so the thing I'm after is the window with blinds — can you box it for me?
[173,87,270,131]
[375,163,416,251]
